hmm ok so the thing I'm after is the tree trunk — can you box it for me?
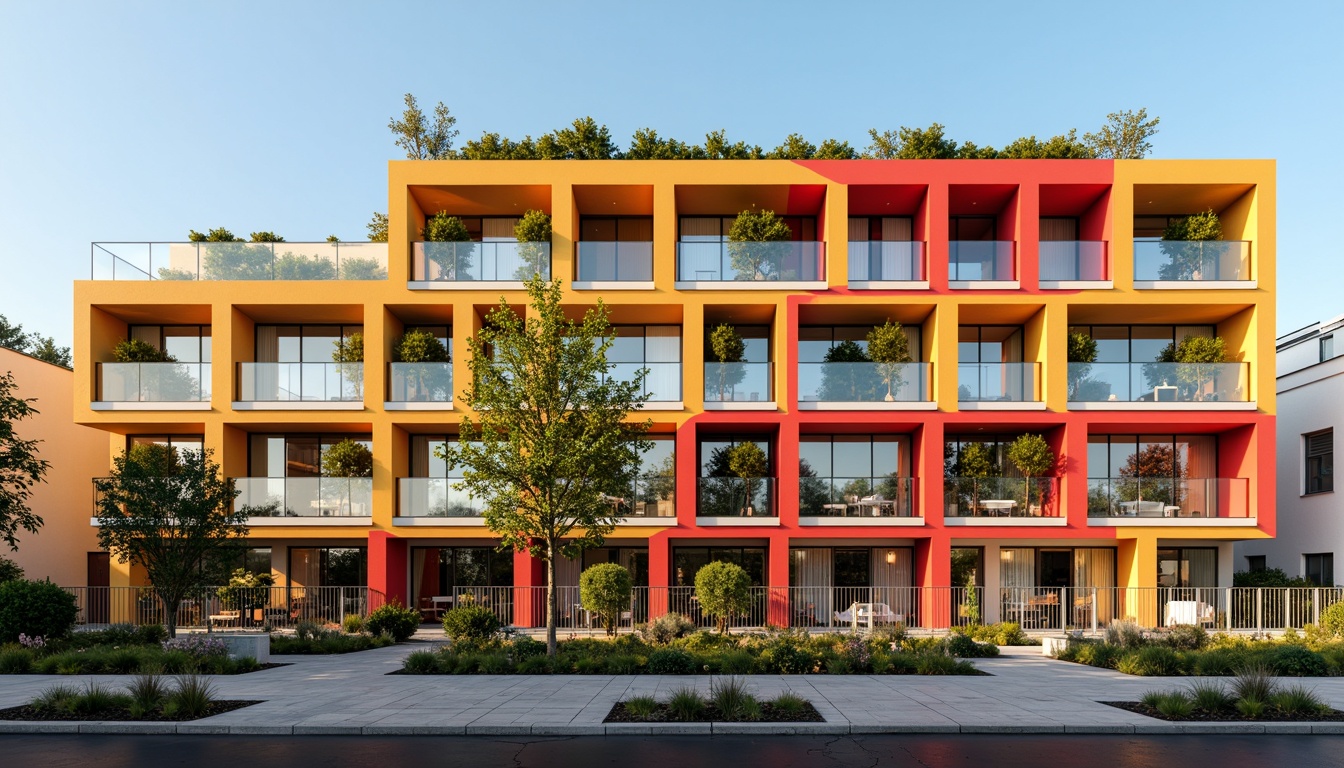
[546,541,559,657]
[163,594,179,639]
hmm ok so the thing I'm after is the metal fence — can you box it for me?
[64,586,386,630]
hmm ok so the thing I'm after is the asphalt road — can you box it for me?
[4,734,1344,768]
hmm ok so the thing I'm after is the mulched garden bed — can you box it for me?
[0,700,262,722]
[1103,701,1344,722]
[604,701,825,723]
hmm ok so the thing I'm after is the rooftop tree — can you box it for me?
[389,93,459,160]
[437,278,651,656]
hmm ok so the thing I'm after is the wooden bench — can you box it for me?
[208,609,240,628]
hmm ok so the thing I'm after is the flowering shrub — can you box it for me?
[163,635,229,659]
[18,634,44,649]
[839,635,871,671]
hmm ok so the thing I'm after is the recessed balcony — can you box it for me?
[235,477,372,523]
[1087,477,1253,526]
[1039,241,1109,286]
[696,477,777,523]
[395,478,482,525]
[676,241,824,287]
[847,241,926,288]
[703,362,773,409]
[93,362,211,411]
[1133,240,1252,287]
[1068,362,1251,410]
[409,242,551,288]
[943,476,1062,526]
[948,241,1016,287]
[235,362,364,410]
[575,241,654,287]
[386,363,453,411]
[799,476,918,523]
[957,362,1041,409]
[797,362,933,410]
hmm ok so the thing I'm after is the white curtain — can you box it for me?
[871,548,913,618]
[790,548,832,624]
[1073,548,1115,624]
[1000,548,1035,610]
[1186,549,1217,588]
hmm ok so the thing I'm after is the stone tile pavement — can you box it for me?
[3,644,1344,735]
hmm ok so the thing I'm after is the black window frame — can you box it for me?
[1306,429,1334,495]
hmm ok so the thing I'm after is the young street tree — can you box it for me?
[0,372,49,550]
[94,445,247,637]
[389,93,459,160]
[438,278,652,655]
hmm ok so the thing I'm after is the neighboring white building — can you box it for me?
[1237,316,1344,584]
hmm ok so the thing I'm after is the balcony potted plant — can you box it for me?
[1159,209,1221,281]
[1007,433,1055,516]
[727,209,794,281]
[868,320,913,401]
[331,331,364,399]
[726,441,768,516]
[421,212,473,280]
[320,439,373,516]
[1066,330,1110,401]
[114,338,173,363]
[112,338,199,401]
[709,323,747,401]
[393,328,451,401]
[513,209,552,281]
[954,442,993,516]
[1148,335,1228,402]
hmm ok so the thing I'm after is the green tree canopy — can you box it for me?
[694,561,752,634]
[367,212,389,242]
[1163,209,1222,242]
[867,320,913,401]
[436,278,651,654]
[1083,108,1160,159]
[579,562,633,637]
[0,372,48,550]
[0,315,71,368]
[93,445,246,637]
[389,93,459,160]
[321,439,373,478]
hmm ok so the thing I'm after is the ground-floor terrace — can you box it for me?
[76,531,1323,635]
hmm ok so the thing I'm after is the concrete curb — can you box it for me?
[4,720,1344,736]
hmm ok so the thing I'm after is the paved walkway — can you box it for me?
[4,644,1344,735]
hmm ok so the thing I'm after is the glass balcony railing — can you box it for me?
[97,362,210,402]
[398,478,482,517]
[797,362,931,404]
[1133,240,1250,282]
[411,242,551,282]
[237,363,363,402]
[847,241,925,282]
[958,362,1039,402]
[388,363,452,403]
[1087,477,1250,519]
[606,362,682,402]
[90,242,388,281]
[235,477,372,517]
[703,362,772,403]
[1067,362,1249,403]
[799,476,915,517]
[676,241,824,282]
[696,477,776,517]
[948,241,1015,281]
[943,476,1059,517]
[625,473,677,517]
[1039,241,1108,281]
[577,242,653,282]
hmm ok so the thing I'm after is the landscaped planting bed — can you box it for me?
[268,621,397,655]
[605,678,823,723]
[0,675,260,722]
[1053,622,1344,677]
[1104,667,1344,722]
[0,626,280,675]
[400,614,1004,676]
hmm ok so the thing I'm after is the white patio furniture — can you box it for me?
[833,602,904,629]
[978,499,1017,516]
[1165,600,1216,626]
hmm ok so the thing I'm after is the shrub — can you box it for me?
[1105,620,1146,650]
[1267,644,1328,677]
[624,695,659,719]
[676,631,733,654]
[953,621,1030,646]
[366,600,420,642]
[515,656,554,675]
[607,654,643,675]
[162,635,228,659]
[914,652,961,675]
[1187,679,1232,711]
[165,675,216,719]
[646,648,696,675]
[478,653,512,675]
[944,634,979,658]
[0,580,79,644]
[1153,691,1193,719]
[575,657,607,674]
[580,563,633,637]
[509,636,546,662]
[1162,624,1209,651]
[718,649,756,675]
[442,605,502,643]
[638,613,695,645]
[1116,646,1180,676]
[114,338,174,363]
[870,623,908,649]
[694,561,752,634]
[394,329,451,364]
[757,642,815,675]
[666,686,705,721]
[0,647,33,674]
[1271,683,1330,716]
[1193,648,1241,676]
[403,650,441,674]
[1318,601,1344,640]
[1231,664,1277,703]
[826,656,853,674]
[342,614,365,634]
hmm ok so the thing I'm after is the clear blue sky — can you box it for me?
[1,0,1340,348]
